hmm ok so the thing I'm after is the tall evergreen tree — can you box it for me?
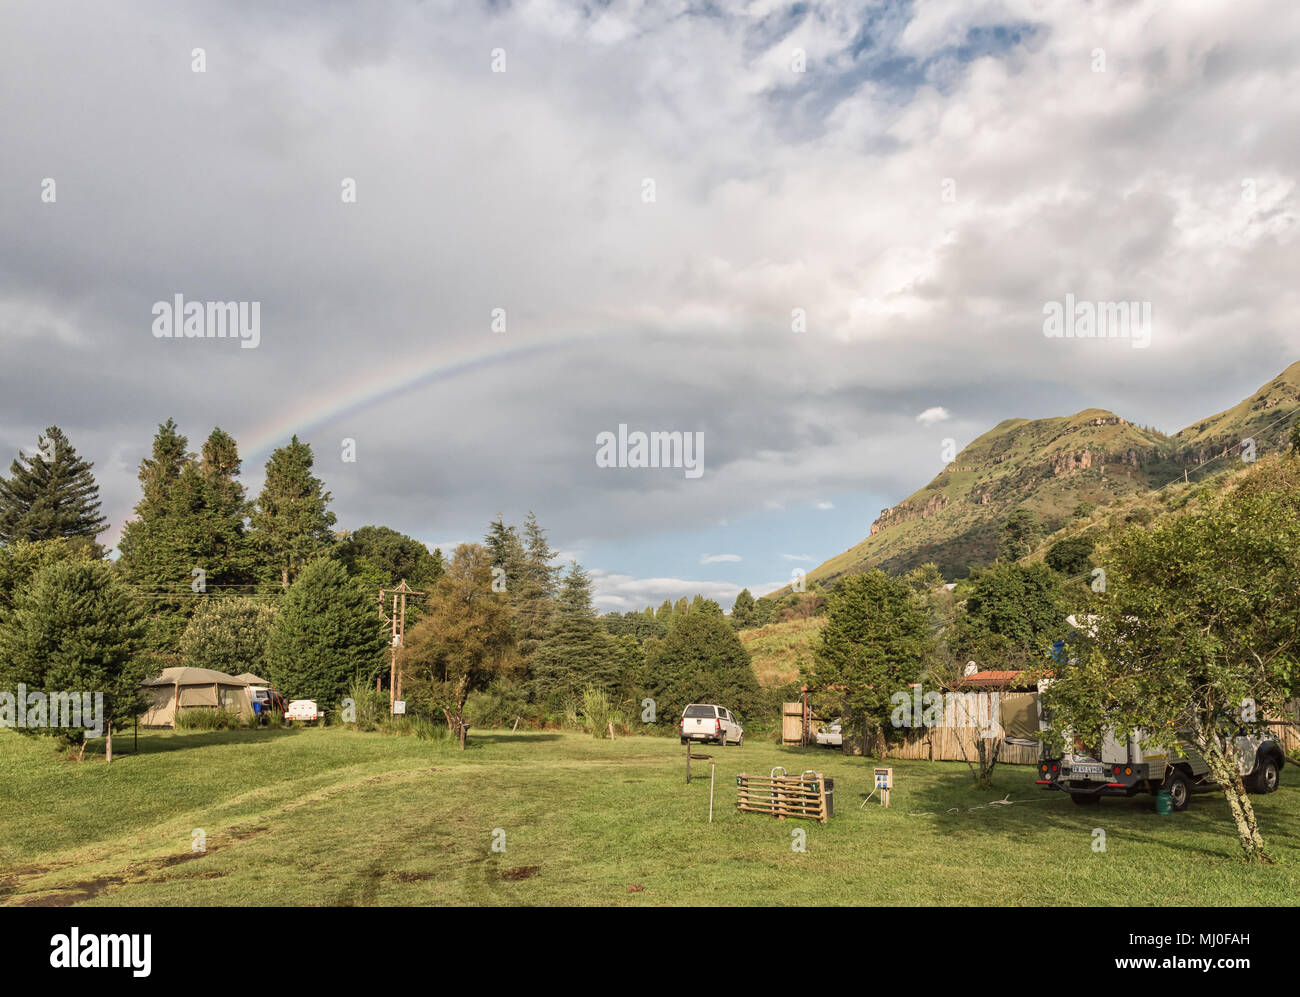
[118,420,196,653]
[119,422,255,652]
[517,511,560,656]
[0,426,106,544]
[730,587,756,628]
[249,436,336,589]
[530,562,620,705]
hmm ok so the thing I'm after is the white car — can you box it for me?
[815,721,843,747]
[680,704,743,746]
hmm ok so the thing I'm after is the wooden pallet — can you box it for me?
[736,770,828,823]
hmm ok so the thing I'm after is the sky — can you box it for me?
[1,0,1297,612]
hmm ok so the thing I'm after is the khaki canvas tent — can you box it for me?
[139,667,254,728]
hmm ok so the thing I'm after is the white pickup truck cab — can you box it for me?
[680,704,743,746]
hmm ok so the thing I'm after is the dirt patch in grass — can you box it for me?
[15,875,126,907]
[500,865,540,881]
[390,870,439,883]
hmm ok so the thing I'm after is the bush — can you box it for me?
[340,678,388,731]
[175,707,242,730]
[561,686,627,738]
[466,679,532,729]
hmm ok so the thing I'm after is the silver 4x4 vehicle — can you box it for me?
[1037,729,1284,811]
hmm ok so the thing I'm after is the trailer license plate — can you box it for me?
[1070,765,1103,777]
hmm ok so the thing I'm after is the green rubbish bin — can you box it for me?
[1155,788,1173,815]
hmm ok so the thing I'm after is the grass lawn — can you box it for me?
[2,726,1298,906]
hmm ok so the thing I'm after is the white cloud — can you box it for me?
[915,406,951,426]
[589,568,743,611]
[700,553,742,564]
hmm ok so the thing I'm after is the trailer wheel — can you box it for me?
[1249,758,1280,794]
[1070,792,1100,806]
[1163,771,1190,811]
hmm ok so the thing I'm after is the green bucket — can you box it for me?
[1155,789,1173,815]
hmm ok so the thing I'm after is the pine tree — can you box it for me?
[517,511,560,656]
[730,588,756,628]
[119,422,256,652]
[117,420,197,653]
[0,560,146,760]
[249,436,336,589]
[529,562,620,706]
[0,426,106,544]
[266,559,384,706]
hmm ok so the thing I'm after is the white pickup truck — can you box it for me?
[680,704,743,746]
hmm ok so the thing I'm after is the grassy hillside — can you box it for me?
[794,361,1300,588]
[739,617,824,687]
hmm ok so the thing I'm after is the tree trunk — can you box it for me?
[1201,734,1268,862]
[105,726,113,765]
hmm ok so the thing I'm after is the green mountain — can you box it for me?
[798,361,1300,586]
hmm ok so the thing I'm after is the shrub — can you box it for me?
[340,678,388,731]
[175,707,242,730]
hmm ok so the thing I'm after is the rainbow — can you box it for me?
[240,333,595,461]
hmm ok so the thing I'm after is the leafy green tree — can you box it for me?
[904,562,944,594]
[806,570,933,755]
[750,596,777,626]
[1045,535,1094,578]
[180,597,276,676]
[250,436,336,589]
[956,562,1065,664]
[643,609,760,725]
[266,559,384,707]
[0,560,145,761]
[530,562,620,705]
[0,426,106,544]
[998,506,1044,562]
[1040,457,1300,862]
[400,544,518,749]
[335,524,443,630]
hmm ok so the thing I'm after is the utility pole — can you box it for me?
[378,579,424,714]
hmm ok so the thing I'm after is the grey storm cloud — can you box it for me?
[1,0,1297,609]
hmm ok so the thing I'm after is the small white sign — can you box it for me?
[393,701,406,715]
